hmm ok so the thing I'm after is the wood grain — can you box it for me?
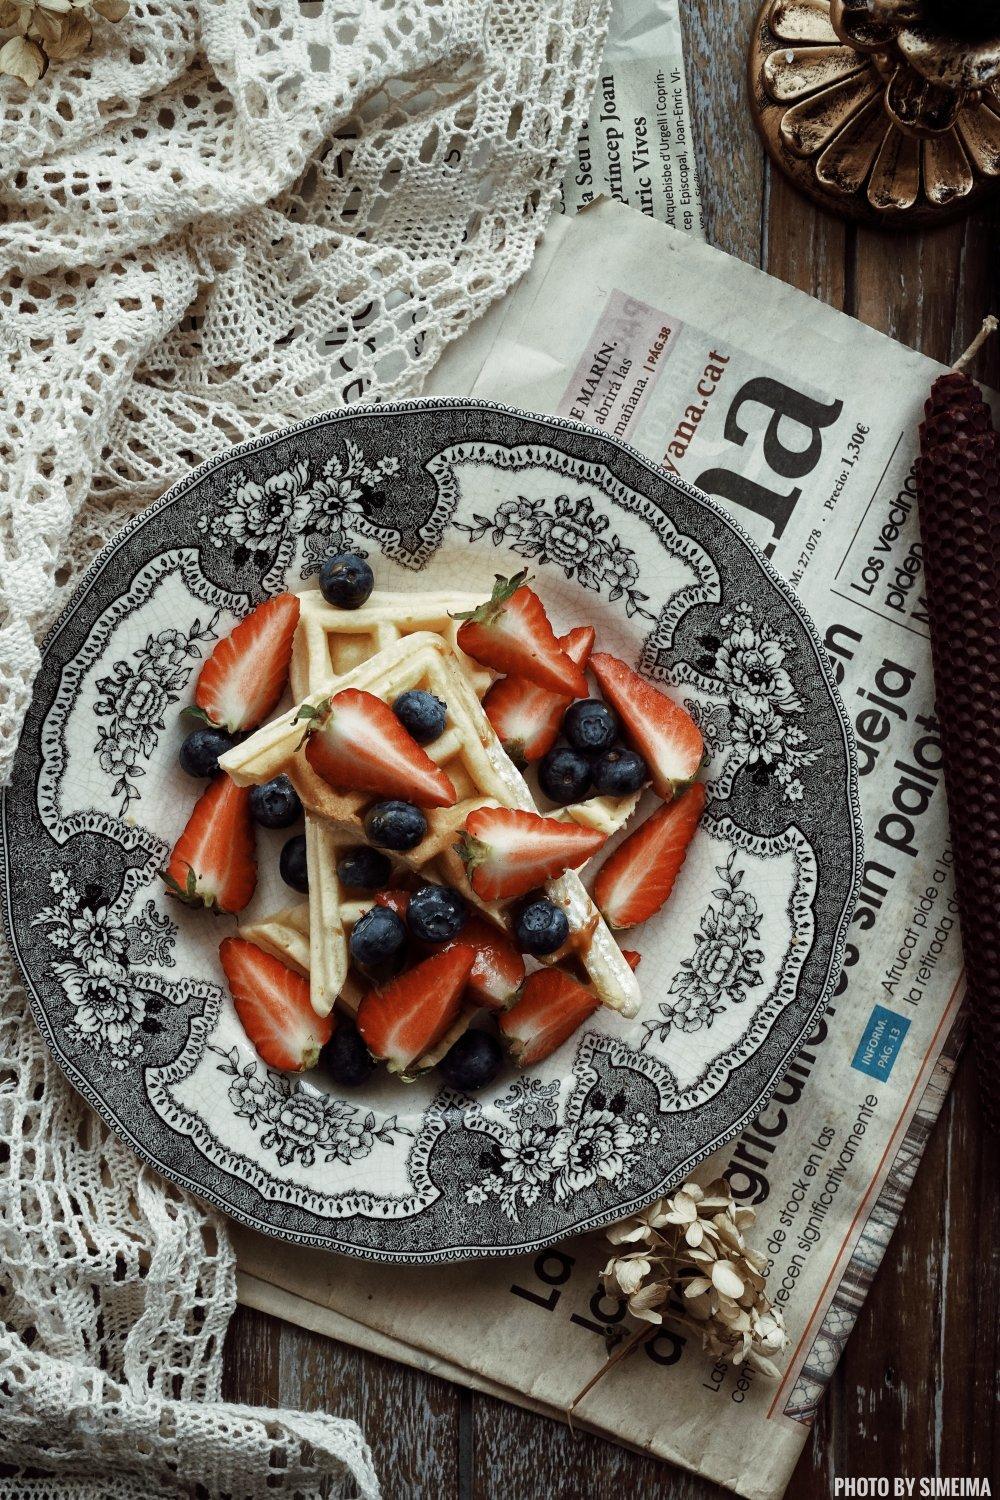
[222,3,1000,1493]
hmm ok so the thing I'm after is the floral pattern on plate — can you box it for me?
[463,1075,660,1224]
[674,604,822,803]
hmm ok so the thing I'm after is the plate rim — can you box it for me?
[2,396,864,1262]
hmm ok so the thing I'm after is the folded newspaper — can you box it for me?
[234,195,986,1499]
[557,0,702,235]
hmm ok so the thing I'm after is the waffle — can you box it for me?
[290,587,495,701]
[221,630,641,1021]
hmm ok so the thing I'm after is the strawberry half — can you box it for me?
[484,626,596,765]
[374,889,412,920]
[303,689,456,808]
[356,945,475,1076]
[454,911,525,1010]
[455,572,588,698]
[164,773,256,913]
[457,807,606,900]
[500,968,600,1066]
[194,593,299,733]
[594,782,706,930]
[590,652,704,801]
[220,936,332,1071]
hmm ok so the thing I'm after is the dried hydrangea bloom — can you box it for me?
[601,1177,789,1378]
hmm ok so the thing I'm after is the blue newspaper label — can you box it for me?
[851,1004,911,1082]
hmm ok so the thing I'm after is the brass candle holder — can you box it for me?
[748,0,1000,226]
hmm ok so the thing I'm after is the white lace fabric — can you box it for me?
[0,2,608,1493]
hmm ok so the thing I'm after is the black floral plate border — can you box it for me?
[1,399,863,1262]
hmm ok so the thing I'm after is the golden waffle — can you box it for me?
[221,631,641,1021]
[290,587,494,701]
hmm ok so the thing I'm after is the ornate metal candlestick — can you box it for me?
[749,0,1000,226]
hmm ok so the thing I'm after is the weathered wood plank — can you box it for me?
[221,1303,280,1408]
[275,1321,462,1497]
[470,1392,732,1499]
[683,0,765,263]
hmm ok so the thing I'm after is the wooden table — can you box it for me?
[223,3,1000,1491]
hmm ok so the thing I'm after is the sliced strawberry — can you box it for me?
[194,593,299,733]
[164,773,256,913]
[455,573,588,698]
[457,807,606,900]
[499,967,600,1065]
[594,782,706,930]
[484,627,595,765]
[560,625,596,668]
[356,945,475,1075]
[621,948,642,971]
[304,689,456,808]
[454,911,525,1010]
[374,889,412,920]
[220,936,332,1071]
[590,652,704,801]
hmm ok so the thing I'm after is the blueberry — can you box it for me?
[350,905,407,970]
[591,747,648,797]
[279,833,309,892]
[319,551,375,610]
[393,689,447,744]
[407,883,467,944]
[564,698,618,755]
[364,800,427,851]
[438,1028,504,1092]
[337,846,392,890]
[179,726,236,779]
[249,775,302,829]
[538,746,592,804]
[322,1017,374,1087]
[514,897,569,956]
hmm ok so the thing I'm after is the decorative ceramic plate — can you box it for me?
[2,401,861,1262]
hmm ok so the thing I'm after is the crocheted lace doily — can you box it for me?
[0,2,608,1494]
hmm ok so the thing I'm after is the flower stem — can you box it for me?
[565,1323,652,1426]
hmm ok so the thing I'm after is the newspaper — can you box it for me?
[558,0,702,235]
[234,200,993,1499]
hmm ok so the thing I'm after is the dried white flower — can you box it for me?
[0,0,127,83]
[600,1176,789,1379]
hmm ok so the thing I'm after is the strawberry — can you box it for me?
[594,782,706,930]
[457,807,607,901]
[303,689,456,808]
[499,968,600,1065]
[374,889,412,920]
[220,936,332,1071]
[194,593,299,733]
[164,773,256,913]
[453,911,525,1010]
[356,945,475,1075]
[484,626,596,765]
[590,652,704,800]
[621,949,642,971]
[455,572,588,698]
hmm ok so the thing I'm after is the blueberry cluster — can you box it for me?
[537,695,648,805]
